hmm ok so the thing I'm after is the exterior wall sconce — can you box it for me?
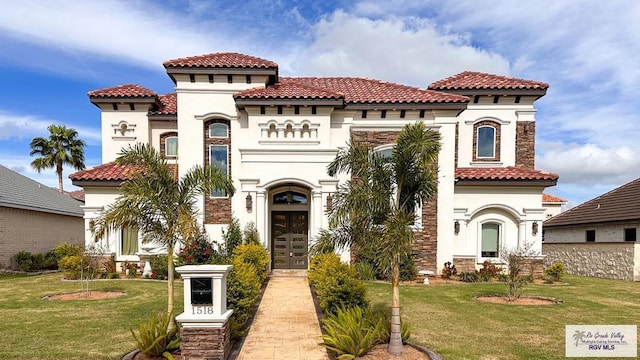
[532,221,539,236]
[245,193,252,212]
[454,221,460,235]
[326,193,333,212]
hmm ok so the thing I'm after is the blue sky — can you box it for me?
[1,0,639,208]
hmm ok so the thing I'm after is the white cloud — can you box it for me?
[294,10,510,86]
[0,110,101,144]
[538,142,640,187]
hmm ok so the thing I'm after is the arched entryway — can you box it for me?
[269,184,310,269]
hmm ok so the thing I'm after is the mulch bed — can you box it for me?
[42,291,127,300]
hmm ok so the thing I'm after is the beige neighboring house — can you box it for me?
[0,165,84,270]
[543,178,640,281]
[542,193,567,220]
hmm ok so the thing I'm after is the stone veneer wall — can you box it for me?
[180,325,231,360]
[351,130,438,270]
[543,243,638,281]
[452,257,475,273]
[515,122,535,168]
[204,120,232,224]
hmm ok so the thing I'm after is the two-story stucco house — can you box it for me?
[70,52,558,273]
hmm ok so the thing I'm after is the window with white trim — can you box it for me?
[121,227,138,255]
[165,136,178,157]
[477,126,496,158]
[210,145,228,197]
[209,123,228,138]
[481,222,500,258]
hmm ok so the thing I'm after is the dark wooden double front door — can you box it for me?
[271,211,308,269]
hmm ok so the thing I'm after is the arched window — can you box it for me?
[273,190,308,205]
[165,136,178,157]
[477,126,496,158]
[210,145,228,197]
[209,123,228,138]
[481,222,500,258]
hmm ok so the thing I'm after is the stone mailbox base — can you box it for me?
[180,322,231,360]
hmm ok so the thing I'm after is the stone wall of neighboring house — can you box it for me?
[543,243,639,281]
[0,207,84,269]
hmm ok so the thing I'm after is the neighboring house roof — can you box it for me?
[428,71,548,96]
[542,193,567,204]
[544,178,640,227]
[67,189,85,203]
[455,166,558,184]
[70,162,178,183]
[163,52,279,70]
[0,165,83,217]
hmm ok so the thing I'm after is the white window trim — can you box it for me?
[476,125,496,159]
[209,123,229,138]
[477,220,504,263]
[209,144,229,198]
[117,227,140,262]
[165,136,178,157]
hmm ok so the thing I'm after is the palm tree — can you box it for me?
[30,124,86,192]
[91,143,235,319]
[326,122,441,356]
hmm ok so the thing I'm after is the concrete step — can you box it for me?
[270,269,308,277]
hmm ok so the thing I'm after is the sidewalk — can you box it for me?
[235,275,329,360]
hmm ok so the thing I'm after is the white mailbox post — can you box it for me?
[175,264,233,359]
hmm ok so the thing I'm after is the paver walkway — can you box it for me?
[236,275,328,360]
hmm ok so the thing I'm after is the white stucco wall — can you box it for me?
[99,106,152,163]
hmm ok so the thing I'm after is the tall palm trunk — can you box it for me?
[56,162,64,192]
[167,243,175,330]
[388,261,403,355]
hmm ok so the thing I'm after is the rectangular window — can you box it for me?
[121,227,138,255]
[624,228,636,242]
[586,230,596,242]
[477,126,496,158]
[165,136,178,157]
[210,145,228,197]
[481,223,499,258]
[209,123,228,138]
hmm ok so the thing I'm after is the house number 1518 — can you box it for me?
[192,306,214,315]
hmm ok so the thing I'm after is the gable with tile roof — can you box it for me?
[71,52,559,274]
[0,165,83,269]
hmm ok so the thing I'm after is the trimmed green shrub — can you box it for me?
[227,258,261,340]
[130,311,180,360]
[308,253,342,288]
[320,306,385,359]
[544,261,565,283]
[51,243,83,261]
[58,255,85,280]
[14,251,35,272]
[232,243,269,284]
[316,266,368,314]
[149,255,179,280]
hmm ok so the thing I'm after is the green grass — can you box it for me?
[0,273,183,360]
[367,276,640,360]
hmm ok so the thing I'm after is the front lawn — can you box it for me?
[0,273,183,360]
[367,276,640,360]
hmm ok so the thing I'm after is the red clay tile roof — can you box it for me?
[88,84,158,98]
[542,193,566,203]
[70,162,144,182]
[150,93,177,115]
[428,71,548,91]
[67,189,85,202]
[455,166,558,182]
[234,81,343,101]
[163,52,278,70]
[70,163,178,182]
[544,178,640,227]
[248,77,468,105]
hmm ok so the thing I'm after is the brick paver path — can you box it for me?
[236,275,328,360]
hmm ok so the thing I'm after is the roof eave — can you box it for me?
[344,102,468,110]
[148,114,178,121]
[455,179,558,187]
[0,202,82,217]
[71,180,124,187]
[165,67,278,76]
[235,98,344,109]
[431,88,547,98]
[89,96,159,105]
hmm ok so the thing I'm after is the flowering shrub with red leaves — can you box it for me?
[177,230,219,265]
